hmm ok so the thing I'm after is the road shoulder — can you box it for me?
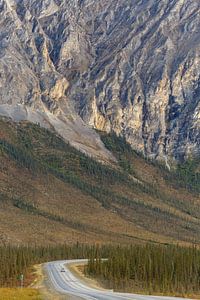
[67,262,107,292]
[32,264,82,300]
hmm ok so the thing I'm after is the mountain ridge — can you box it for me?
[0,0,199,163]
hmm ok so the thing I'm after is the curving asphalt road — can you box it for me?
[44,259,192,300]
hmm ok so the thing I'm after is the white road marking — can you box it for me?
[44,260,193,300]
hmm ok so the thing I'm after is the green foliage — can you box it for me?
[2,123,127,185]
[1,122,200,294]
[13,197,96,232]
[2,241,200,295]
[100,131,133,155]
[1,119,200,245]
[100,131,136,173]
[86,244,200,295]
[0,244,97,287]
[171,159,200,193]
[100,131,200,194]
[0,140,40,173]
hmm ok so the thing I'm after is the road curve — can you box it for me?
[44,259,192,300]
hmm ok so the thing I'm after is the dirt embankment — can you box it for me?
[67,262,107,292]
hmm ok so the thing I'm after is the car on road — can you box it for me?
[61,267,65,272]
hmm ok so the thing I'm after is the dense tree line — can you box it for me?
[0,243,109,287]
[2,242,200,295]
[85,244,200,295]
[168,159,200,193]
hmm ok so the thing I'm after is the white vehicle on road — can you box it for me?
[45,259,192,300]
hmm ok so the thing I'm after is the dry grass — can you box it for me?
[68,263,105,291]
[0,118,200,246]
[0,288,42,300]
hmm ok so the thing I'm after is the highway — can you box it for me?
[44,259,192,300]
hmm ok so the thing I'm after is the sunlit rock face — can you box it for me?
[0,0,200,162]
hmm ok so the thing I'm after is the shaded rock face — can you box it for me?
[0,0,200,162]
[0,0,115,163]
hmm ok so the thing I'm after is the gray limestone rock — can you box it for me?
[0,0,200,163]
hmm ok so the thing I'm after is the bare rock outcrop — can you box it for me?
[0,0,200,163]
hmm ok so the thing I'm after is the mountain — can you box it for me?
[0,117,200,245]
[0,1,200,245]
[0,0,199,164]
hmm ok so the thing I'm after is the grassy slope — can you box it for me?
[0,118,200,245]
[0,289,41,300]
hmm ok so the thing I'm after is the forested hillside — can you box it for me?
[0,117,200,245]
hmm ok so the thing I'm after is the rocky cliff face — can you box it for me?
[0,0,200,163]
